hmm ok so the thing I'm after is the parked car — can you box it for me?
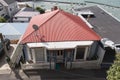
[0,34,10,56]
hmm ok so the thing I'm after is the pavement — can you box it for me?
[0,44,29,80]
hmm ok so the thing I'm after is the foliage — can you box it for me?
[36,7,45,14]
[0,17,6,22]
[107,53,120,80]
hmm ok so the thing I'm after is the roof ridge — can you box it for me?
[21,10,60,42]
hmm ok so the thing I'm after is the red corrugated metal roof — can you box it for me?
[21,10,101,44]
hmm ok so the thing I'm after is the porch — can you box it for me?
[22,41,105,70]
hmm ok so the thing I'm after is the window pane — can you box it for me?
[76,47,85,59]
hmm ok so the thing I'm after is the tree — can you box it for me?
[36,7,45,14]
[0,17,6,22]
[107,53,120,80]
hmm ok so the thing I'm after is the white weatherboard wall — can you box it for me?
[0,5,7,17]
[7,2,18,17]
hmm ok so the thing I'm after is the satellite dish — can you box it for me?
[32,24,39,31]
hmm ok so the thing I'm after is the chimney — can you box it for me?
[51,6,58,11]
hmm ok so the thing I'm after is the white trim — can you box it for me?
[74,47,77,61]
[44,48,47,62]
[31,48,36,63]
[84,47,89,60]
[26,45,31,60]
[27,41,93,50]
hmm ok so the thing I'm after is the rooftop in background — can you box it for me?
[0,23,28,34]
[13,7,40,22]
[4,0,16,5]
[14,7,39,17]
[20,0,120,20]
[0,0,16,7]
[74,6,120,44]
[22,7,35,11]
[0,23,28,40]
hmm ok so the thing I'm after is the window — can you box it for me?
[1,14,4,16]
[34,48,44,63]
[10,8,12,11]
[76,47,86,59]
[81,14,95,18]
[14,17,17,19]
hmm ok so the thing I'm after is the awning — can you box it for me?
[27,41,93,50]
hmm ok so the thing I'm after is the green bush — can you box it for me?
[107,53,120,80]
[0,17,6,22]
[36,7,45,14]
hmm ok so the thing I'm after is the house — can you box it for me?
[73,6,120,67]
[0,0,19,18]
[12,7,40,22]
[16,9,107,70]
[0,2,9,19]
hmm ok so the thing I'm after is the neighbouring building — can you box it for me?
[13,9,108,70]
[73,6,120,68]
[0,23,28,40]
[0,2,9,19]
[0,0,19,18]
[12,7,40,22]
[0,23,21,40]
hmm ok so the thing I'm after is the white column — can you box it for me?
[74,47,77,61]
[84,47,89,60]
[31,48,36,63]
[98,47,105,64]
[44,48,47,62]
[26,45,31,60]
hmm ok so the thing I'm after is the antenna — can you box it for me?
[32,24,39,31]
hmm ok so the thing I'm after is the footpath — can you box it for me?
[0,44,29,80]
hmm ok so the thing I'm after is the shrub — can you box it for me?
[36,7,45,14]
[0,17,6,22]
[107,53,120,80]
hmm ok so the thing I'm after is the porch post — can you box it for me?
[84,47,89,60]
[26,46,31,61]
[31,48,36,63]
[44,48,47,62]
[74,47,77,61]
